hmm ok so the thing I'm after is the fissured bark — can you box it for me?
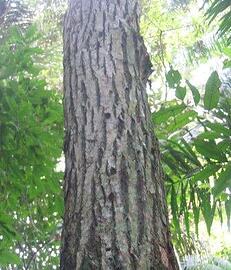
[61,0,179,269]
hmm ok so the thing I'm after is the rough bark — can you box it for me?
[61,0,179,269]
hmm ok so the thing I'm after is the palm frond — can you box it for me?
[206,0,231,44]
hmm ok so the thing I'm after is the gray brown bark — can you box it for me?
[61,0,179,269]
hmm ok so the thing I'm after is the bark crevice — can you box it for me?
[61,0,179,269]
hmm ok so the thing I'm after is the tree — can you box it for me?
[61,0,179,269]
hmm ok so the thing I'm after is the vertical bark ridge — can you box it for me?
[61,0,179,269]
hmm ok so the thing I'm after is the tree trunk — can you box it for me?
[61,0,179,269]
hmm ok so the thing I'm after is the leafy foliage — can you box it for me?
[0,26,63,268]
[154,65,231,255]
[144,0,231,256]
[206,0,231,44]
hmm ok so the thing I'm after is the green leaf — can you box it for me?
[167,147,191,172]
[194,139,227,162]
[167,139,200,167]
[223,59,231,69]
[191,164,221,183]
[153,103,186,125]
[204,71,221,110]
[218,139,231,152]
[162,153,183,176]
[206,0,231,42]
[222,47,231,68]
[0,250,21,266]
[225,199,231,231]
[54,197,64,216]
[213,162,231,197]
[199,191,216,235]
[191,189,200,237]
[223,47,231,58]
[166,68,182,88]
[206,122,231,137]
[170,185,181,236]
[175,86,186,100]
[166,110,197,133]
[197,131,223,140]
[181,183,190,236]
[186,80,200,105]
[181,139,201,166]
[0,211,17,237]
[217,199,224,226]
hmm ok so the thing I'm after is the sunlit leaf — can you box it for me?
[191,164,221,184]
[0,250,21,266]
[206,122,231,137]
[152,103,186,125]
[166,110,197,133]
[186,80,200,105]
[194,139,227,162]
[166,68,182,88]
[213,162,231,197]
[176,86,186,100]
[204,71,221,110]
